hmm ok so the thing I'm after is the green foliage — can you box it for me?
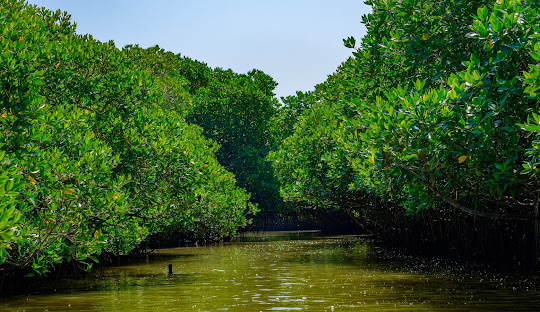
[186,66,283,220]
[521,36,540,176]
[269,64,364,215]
[352,0,540,216]
[270,91,312,145]
[272,0,540,225]
[190,69,277,160]
[0,150,22,265]
[125,45,284,222]
[1,0,253,275]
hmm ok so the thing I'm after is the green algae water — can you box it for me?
[1,231,540,311]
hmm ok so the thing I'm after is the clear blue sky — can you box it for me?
[26,0,371,99]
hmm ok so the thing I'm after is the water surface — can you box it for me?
[1,231,540,311]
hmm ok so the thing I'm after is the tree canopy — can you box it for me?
[0,0,257,275]
[271,0,540,250]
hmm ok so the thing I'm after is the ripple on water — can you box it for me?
[1,232,540,312]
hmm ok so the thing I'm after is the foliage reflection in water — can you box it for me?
[1,231,540,311]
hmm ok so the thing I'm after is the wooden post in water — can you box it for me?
[168,263,173,276]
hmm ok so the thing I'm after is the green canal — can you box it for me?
[1,231,540,311]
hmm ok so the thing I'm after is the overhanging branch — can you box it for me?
[398,164,536,222]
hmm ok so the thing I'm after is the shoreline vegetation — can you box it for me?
[270,0,540,266]
[2,0,540,285]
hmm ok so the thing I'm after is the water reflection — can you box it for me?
[1,231,539,311]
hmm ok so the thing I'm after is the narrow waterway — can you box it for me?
[1,231,540,311]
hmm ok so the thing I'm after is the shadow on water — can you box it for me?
[234,230,322,242]
[0,253,200,297]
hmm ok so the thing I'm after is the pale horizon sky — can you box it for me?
[26,0,371,100]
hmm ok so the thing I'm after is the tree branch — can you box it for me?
[398,164,536,221]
